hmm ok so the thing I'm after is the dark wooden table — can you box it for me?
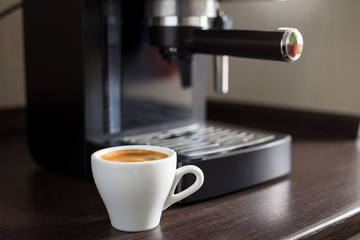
[1,130,360,239]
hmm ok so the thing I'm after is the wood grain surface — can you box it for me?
[1,125,360,239]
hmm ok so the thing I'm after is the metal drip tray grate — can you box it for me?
[120,124,275,158]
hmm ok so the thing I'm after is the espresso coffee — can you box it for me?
[100,149,169,162]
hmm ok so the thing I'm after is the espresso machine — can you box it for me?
[23,0,303,202]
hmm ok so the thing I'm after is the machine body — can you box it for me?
[23,0,302,202]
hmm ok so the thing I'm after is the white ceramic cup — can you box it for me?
[91,145,204,232]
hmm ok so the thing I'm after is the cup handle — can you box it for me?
[163,165,204,210]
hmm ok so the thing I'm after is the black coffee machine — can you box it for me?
[23,0,303,202]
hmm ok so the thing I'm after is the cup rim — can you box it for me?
[91,145,176,165]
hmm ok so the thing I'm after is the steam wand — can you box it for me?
[185,28,303,62]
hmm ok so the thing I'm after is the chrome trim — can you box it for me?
[147,0,218,18]
[146,0,218,28]
[279,27,304,62]
[214,55,229,94]
[148,16,213,28]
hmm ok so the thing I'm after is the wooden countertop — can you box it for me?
[1,117,360,239]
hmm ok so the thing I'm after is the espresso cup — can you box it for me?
[91,145,204,232]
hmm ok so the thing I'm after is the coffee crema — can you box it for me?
[100,149,169,162]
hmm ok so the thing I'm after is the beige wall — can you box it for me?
[349,233,360,240]
[0,0,25,110]
[207,0,360,116]
[1,0,360,116]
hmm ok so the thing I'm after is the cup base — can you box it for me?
[111,223,159,232]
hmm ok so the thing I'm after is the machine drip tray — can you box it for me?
[117,122,291,203]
